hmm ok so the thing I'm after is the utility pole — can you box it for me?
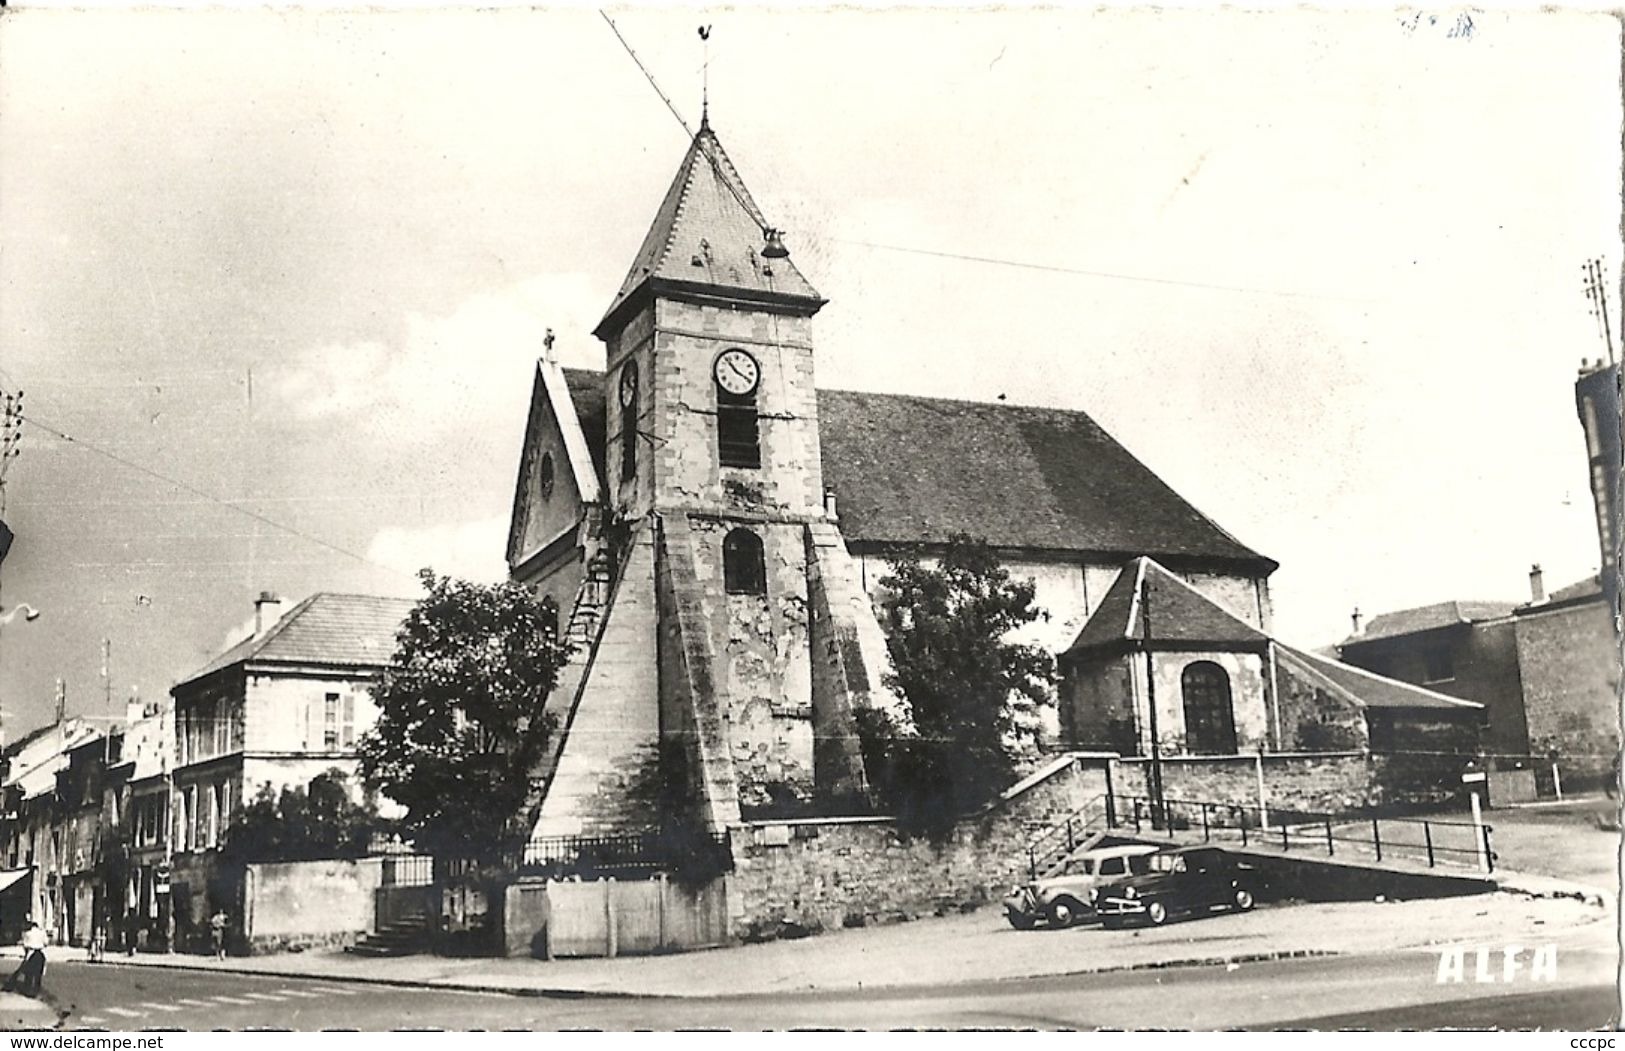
[1140,569,1165,826]
[1583,258,1617,364]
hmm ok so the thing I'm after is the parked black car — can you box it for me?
[1094,846,1257,927]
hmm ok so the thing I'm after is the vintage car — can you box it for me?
[1094,845,1258,927]
[1002,844,1159,929]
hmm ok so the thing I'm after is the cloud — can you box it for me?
[366,515,509,584]
[269,271,607,429]
[218,612,259,655]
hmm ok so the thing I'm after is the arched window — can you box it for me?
[1181,662,1237,755]
[619,362,639,486]
[723,529,767,595]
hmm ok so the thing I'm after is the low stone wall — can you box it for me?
[1114,754,1379,815]
[1112,748,1474,817]
[242,857,382,955]
[725,754,1113,940]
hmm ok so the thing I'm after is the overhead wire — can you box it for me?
[3,389,409,579]
[599,10,773,236]
[833,239,1372,303]
[598,13,1368,305]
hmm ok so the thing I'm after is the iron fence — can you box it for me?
[1022,794,1112,880]
[379,853,434,887]
[1106,794,1495,873]
[518,830,733,880]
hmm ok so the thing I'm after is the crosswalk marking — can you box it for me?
[209,995,256,1006]
[104,1007,144,1018]
[175,999,213,1007]
[316,987,360,997]
[79,1016,105,1026]
[275,989,326,999]
[239,993,287,1002]
[139,1002,183,1012]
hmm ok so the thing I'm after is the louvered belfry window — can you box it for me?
[717,386,761,468]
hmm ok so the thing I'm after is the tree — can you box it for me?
[358,570,571,858]
[857,534,1057,837]
[220,769,381,865]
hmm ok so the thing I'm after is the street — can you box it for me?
[6,945,1613,1031]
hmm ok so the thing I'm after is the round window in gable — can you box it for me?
[538,452,556,500]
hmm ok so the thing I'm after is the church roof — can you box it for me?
[1065,557,1270,654]
[557,374,1272,570]
[561,367,607,481]
[819,389,1274,569]
[176,593,414,690]
[595,125,823,338]
[1275,645,1483,711]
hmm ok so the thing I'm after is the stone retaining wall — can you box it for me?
[1114,754,1379,815]
[725,754,1113,940]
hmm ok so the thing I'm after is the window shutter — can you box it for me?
[342,694,356,748]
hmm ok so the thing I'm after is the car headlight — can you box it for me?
[1124,886,1137,899]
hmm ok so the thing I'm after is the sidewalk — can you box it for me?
[23,888,1613,1000]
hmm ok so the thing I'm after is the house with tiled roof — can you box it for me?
[166,590,412,946]
[1335,360,1622,791]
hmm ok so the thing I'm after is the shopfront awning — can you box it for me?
[0,869,31,894]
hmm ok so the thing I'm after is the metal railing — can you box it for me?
[379,853,433,888]
[1106,794,1495,873]
[1022,794,1113,880]
[518,830,733,880]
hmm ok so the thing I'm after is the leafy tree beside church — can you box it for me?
[358,570,570,858]
[857,534,1058,836]
[220,769,382,865]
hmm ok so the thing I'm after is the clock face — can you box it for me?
[714,349,760,397]
[619,363,638,408]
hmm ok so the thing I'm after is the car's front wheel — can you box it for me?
[1006,909,1038,931]
[1232,888,1255,912]
[1046,898,1084,929]
[1145,900,1168,925]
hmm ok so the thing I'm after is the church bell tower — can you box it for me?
[531,121,899,840]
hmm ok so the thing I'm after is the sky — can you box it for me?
[0,6,1618,737]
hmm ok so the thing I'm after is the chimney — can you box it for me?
[1529,564,1546,605]
[253,591,283,637]
[823,485,839,521]
[1350,607,1363,636]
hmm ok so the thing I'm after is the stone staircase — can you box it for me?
[346,910,433,958]
[1017,794,1115,881]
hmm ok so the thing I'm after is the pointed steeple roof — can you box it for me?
[1066,557,1270,654]
[594,124,824,339]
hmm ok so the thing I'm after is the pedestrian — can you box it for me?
[3,920,48,997]
[209,909,228,960]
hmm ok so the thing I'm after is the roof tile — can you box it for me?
[178,593,415,688]
[1066,557,1270,653]
[597,126,821,334]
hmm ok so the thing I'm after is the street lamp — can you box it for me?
[0,603,40,626]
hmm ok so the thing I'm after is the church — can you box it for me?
[504,121,1480,845]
